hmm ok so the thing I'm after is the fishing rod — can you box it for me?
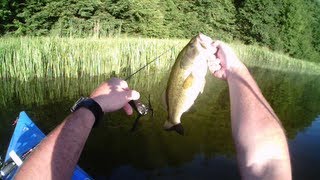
[125,43,180,131]
[124,43,179,81]
[0,145,38,179]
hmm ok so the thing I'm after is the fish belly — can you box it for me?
[167,74,205,126]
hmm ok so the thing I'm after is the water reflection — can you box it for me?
[109,155,239,180]
[290,115,320,180]
[0,66,320,179]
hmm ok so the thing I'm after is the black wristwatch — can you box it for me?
[71,97,103,127]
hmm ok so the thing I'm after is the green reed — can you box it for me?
[0,37,186,81]
[234,44,320,75]
[1,36,320,81]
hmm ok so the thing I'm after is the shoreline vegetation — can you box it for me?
[1,36,320,81]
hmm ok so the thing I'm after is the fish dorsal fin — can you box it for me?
[183,73,194,89]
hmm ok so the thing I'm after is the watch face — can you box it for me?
[70,97,88,112]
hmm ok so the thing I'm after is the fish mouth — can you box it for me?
[197,33,218,53]
[196,33,220,70]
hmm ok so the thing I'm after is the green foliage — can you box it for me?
[0,0,26,35]
[1,36,319,82]
[309,0,320,54]
[0,36,186,80]
[108,0,166,37]
[0,0,320,62]
[194,0,237,40]
[1,0,239,39]
[237,0,284,45]
[0,1,10,34]
[236,0,320,62]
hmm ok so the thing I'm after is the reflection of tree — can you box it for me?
[1,66,319,177]
[251,67,320,138]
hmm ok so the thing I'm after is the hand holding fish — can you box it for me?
[90,78,140,115]
[208,41,246,80]
[208,41,292,179]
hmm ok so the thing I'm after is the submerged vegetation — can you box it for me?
[1,37,320,82]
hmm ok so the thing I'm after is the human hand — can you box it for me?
[90,78,140,115]
[208,41,246,80]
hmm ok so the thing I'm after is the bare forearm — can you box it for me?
[15,108,95,179]
[227,67,291,179]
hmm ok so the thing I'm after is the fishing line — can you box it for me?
[125,42,180,81]
[110,42,180,132]
[123,42,181,132]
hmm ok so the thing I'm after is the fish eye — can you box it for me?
[200,43,206,49]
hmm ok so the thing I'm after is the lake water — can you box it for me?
[0,66,320,179]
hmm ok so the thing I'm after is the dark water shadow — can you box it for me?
[1,66,320,179]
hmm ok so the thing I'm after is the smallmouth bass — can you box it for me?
[163,33,217,135]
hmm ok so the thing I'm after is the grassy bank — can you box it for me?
[0,37,186,81]
[0,37,319,81]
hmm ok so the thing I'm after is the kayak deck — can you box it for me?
[2,111,92,180]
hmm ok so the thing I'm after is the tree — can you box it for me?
[0,1,10,35]
[309,0,320,61]
[237,0,285,46]
[108,0,167,37]
[278,0,317,60]
[236,0,320,62]
[194,0,237,41]
[0,0,27,35]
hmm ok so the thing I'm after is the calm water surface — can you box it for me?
[0,67,320,180]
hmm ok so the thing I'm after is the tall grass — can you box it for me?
[0,37,186,81]
[234,43,320,75]
[0,36,320,81]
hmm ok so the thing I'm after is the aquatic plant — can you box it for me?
[1,37,320,81]
[0,37,186,81]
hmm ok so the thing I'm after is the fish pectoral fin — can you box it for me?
[183,73,194,89]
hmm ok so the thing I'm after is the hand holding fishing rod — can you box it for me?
[88,43,175,128]
[90,78,140,115]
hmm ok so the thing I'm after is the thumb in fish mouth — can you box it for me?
[208,56,222,73]
[165,123,185,135]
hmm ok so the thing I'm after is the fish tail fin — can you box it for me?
[164,120,184,135]
[163,120,174,129]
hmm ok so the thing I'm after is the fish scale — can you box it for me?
[163,33,217,135]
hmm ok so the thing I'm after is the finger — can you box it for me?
[212,40,223,48]
[119,80,129,90]
[213,70,226,80]
[208,57,221,69]
[126,90,140,100]
[209,64,221,73]
[123,103,133,115]
[211,58,221,65]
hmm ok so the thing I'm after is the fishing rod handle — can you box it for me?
[0,161,16,178]
[129,100,148,116]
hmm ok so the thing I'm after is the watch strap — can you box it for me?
[71,97,103,127]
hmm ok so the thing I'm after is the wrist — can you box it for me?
[71,97,104,127]
[90,96,107,113]
[73,107,96,128]
[227,63,248,81]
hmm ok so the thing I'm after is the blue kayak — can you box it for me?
[0,111,92,179]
